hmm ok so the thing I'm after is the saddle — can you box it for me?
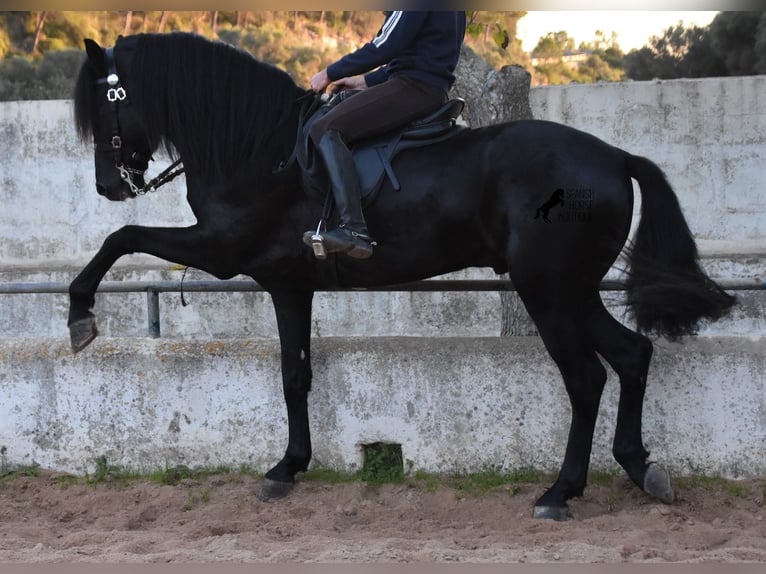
[293,91,466,207]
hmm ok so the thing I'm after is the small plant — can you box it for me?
[87,455,139,483]
[357,443,404,485]
[302,467,354,484]
[589,468,622,487]
[182,487,212,511]
[0,464,40,482]
[155,465,194,486]
[411,470,440,493]
[447,465,552,497]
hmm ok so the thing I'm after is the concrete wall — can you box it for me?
[1,76,765,477]
[2,337,764,478]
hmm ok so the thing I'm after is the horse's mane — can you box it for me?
[74,32,307,181]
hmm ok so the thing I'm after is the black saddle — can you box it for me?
[293,91,466,207]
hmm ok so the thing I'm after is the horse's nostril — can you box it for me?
[96,184,107,196]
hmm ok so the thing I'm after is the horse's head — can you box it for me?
[75,38,153,201]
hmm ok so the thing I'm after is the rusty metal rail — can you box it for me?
[1,278,763,338]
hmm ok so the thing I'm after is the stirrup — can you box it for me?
[306,220,327,260]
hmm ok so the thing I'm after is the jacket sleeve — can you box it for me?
[363,66,388,87]
[326,11,427,81]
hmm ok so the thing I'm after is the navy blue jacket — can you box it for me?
[326,11,466,94]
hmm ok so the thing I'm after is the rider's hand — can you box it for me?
[332,76,368,92]
[310,68,330,93]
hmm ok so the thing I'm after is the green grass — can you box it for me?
[357,443,405,485]
[63,456,255,487]
[3,454,762,505]
[0,463,40,482]
[305,462,553,496]
[675,474,752,498]
[588,468,623,486]
[446,466,553,497]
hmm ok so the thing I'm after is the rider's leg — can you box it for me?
[306,129,374,259]
[303,76,446,259]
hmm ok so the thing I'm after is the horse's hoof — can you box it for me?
[69,315,98,354]
[643,462,674,504]
[257,478,294,502]
[533,505,571,521]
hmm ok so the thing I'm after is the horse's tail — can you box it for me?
[624,154,736,339]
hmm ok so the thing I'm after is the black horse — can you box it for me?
[70,33,735,520]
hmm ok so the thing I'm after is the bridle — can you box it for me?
[96,46,185,196]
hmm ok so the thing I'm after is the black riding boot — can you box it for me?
[303,130,374,259]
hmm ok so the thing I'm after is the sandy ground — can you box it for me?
[0,470,764,563]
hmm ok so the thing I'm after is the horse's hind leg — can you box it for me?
[585,297,674,504]
[517,293,609,520]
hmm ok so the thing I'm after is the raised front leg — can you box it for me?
[68,224,235,353]
[259,289,314,502]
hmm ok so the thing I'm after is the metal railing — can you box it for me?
[1,278,763,338]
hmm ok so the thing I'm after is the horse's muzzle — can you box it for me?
[96,182,135,201]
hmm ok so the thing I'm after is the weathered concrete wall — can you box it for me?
[529,75,766,251]
[2,336,764,478]
[1,76,765,477]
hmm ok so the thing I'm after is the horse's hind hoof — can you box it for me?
[69,314,98,354]
[533,505,571,521]
[257,478,294,502]
[643,462,674,504]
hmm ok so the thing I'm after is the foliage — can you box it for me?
[357,442,405,485]
[532,30,573,58]
[0,25,10,58]
[530,30,625,85]
[3,10,760,97]
[465,10,528,70]
[0,48,83,100]
[623,12,766,80]
[0,10,539,100]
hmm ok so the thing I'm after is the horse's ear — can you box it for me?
[84,38,107,74]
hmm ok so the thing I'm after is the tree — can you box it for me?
[708,11,765,74]
[464,11,528,70]
[123,11,132,35]
[623,12,765,80]
[623,46,658,80]
[32,11,46,54]
[532,35,563,60]
[158,11,170,33]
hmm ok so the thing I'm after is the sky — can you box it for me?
[516,11,719,52]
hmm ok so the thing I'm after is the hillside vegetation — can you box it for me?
[0,11,527,101]
[1,11,764,101]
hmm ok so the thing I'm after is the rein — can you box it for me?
[98,47,185,196]
[273,89,324,174]
[136,158,186,194]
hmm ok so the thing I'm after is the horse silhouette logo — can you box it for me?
[534,188,565,223]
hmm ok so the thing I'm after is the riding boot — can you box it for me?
[303,130,374,259]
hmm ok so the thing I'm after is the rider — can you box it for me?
[304,10,467,259]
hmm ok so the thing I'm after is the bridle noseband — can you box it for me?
[96,46,184,196]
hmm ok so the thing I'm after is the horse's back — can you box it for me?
[331,118,634,288]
